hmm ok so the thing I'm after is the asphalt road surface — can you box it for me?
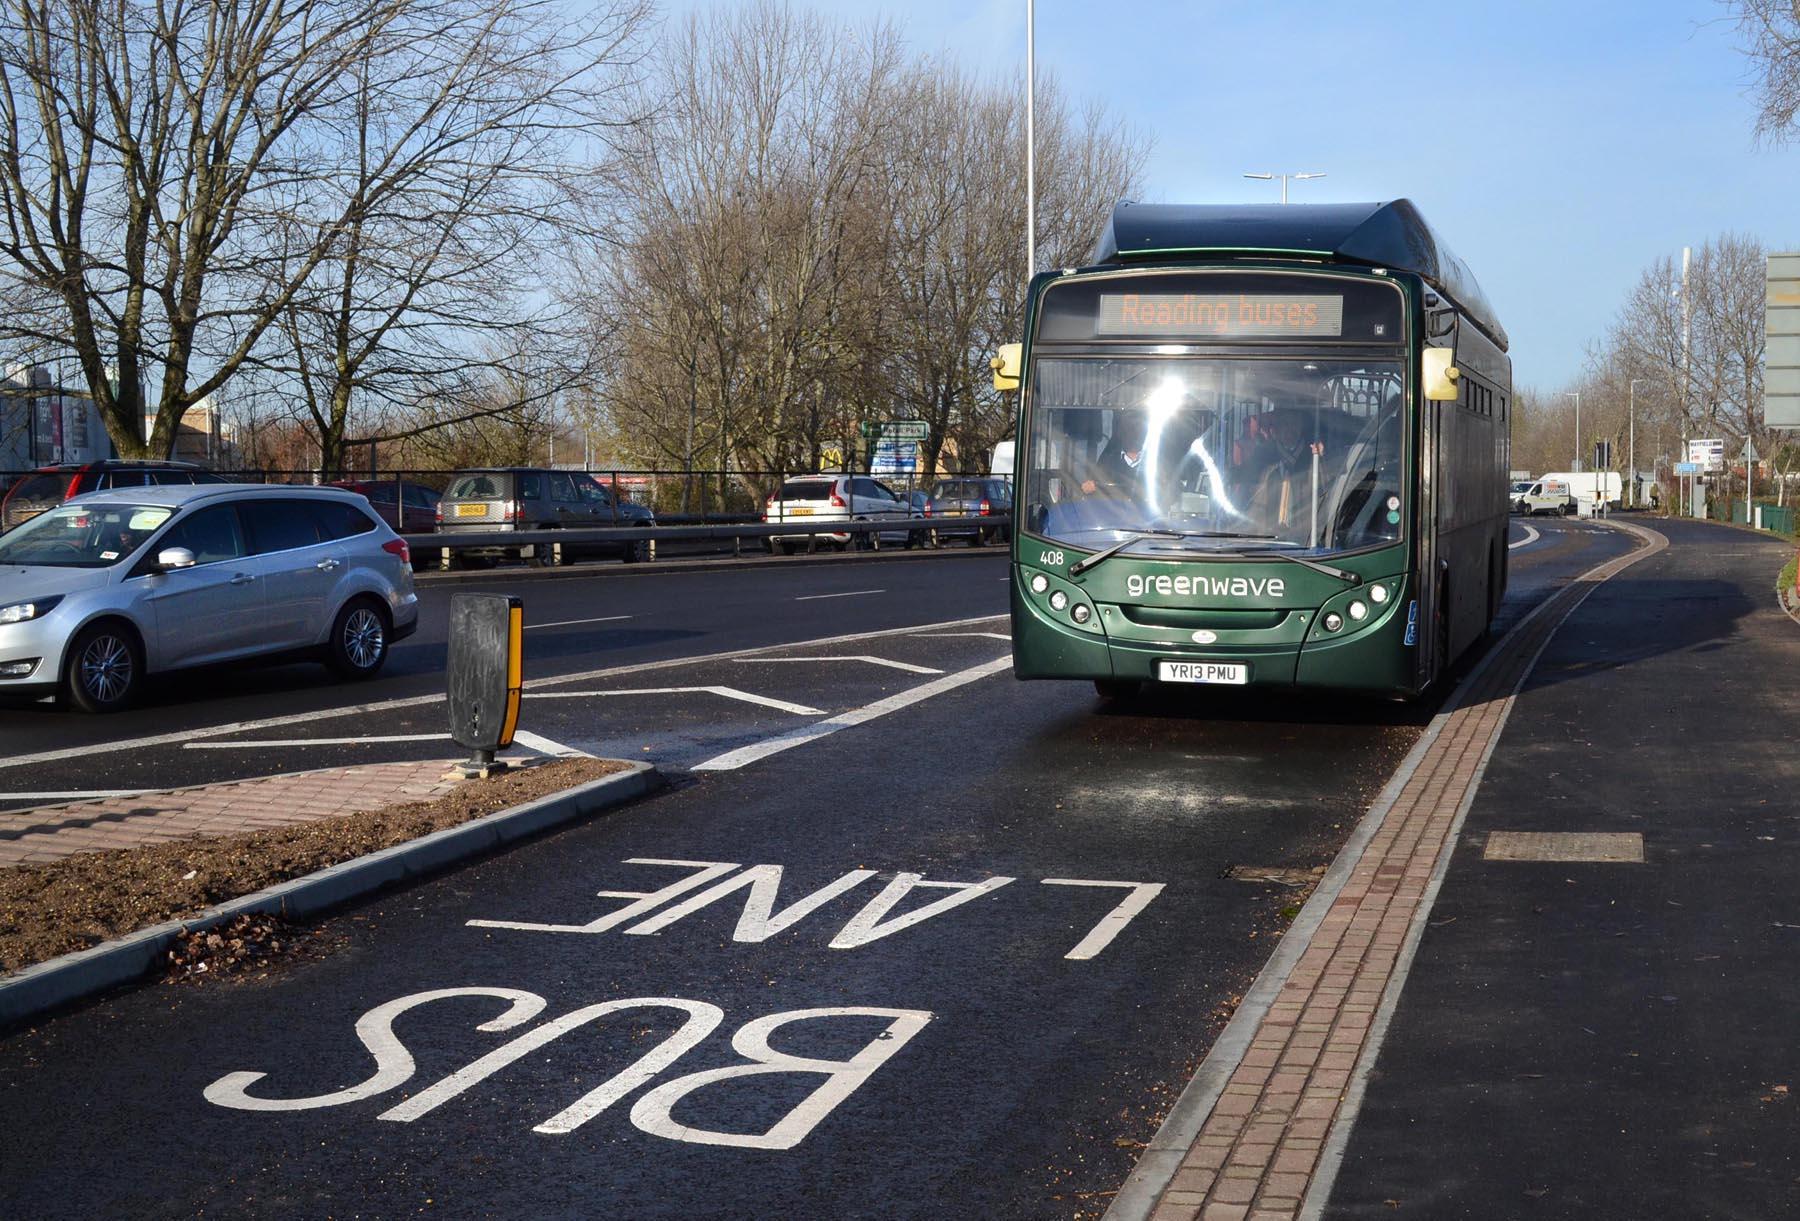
[0,518,1635,1219]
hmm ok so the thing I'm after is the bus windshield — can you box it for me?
[1022,357,1405,558]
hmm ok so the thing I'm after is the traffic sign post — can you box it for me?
[859,420,929,442]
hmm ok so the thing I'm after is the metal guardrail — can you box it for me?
[402,515,1013,566]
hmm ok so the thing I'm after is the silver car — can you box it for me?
[0,484,419,712]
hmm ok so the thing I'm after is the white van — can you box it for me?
[1538,470,1620,509]
[1512,479,1575,516]
[991,440,1015,480]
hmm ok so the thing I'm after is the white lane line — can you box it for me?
[734,656,942,675]
[511,729,592,758]
[793,589,885,601]
[1042,880,1167,960]
[185,733,452,749]
[691,656,1011,771]
[0,790,153,802]
[1508,523,1541,550]
[529,687,824,716]
[0,614,1006,774]
[525,615,632,631]
[914,631,1011,641]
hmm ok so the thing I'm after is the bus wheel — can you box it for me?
[1094,679,1141,702]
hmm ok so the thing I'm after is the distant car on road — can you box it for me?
[0,484,418,712]
[435,468,655,566]
[926,477,1013,545]
[329,478,441,534]
[762,475,917,553]
[1,460,228,533]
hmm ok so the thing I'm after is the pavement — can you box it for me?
[2,515,1780,1219]
[0,758,474,866]
[1118,516,1800,1220]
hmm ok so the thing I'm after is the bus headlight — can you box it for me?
[1322,612,1344,632]
[1049,590,1069,613]
[1071,603,1091,624]
[1348,600,1368,621]
[1369,584,1389,604]
[1030,573,1049,594]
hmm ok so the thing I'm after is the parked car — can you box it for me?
[0,484,419,712]
[329,478,441,534]
[1,460,228,533]
[434,468,655,566]
[926,477,1013,545]
[761,475,920,553]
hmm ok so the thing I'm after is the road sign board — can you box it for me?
[1767,253,1800,429]
[870,438,919,474]
[1674,461,1700,475]
[859,420,929,441]
[1688,438,1725,471]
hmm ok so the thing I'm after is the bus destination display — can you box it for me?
[1096,293,1344,339]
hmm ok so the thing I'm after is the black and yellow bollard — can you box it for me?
[446,594,523,779]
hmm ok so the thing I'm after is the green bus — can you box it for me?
[997,200,1511,699]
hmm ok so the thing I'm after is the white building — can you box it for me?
[2,365,115,472]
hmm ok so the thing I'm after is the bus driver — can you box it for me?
[1079,410,1150,501]
[1244,409,1323,536]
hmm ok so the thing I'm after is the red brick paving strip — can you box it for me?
[0,760,468,867]
[1134,524,1667,1221]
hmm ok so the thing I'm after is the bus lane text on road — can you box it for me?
[466,857,1166,960]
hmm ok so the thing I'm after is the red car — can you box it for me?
[328,479,441,534]
[0,460,226,532]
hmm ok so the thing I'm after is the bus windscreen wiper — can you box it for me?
[1068,529,1360,585]
[1236,547,1361,585]
[1068,529,1271,577]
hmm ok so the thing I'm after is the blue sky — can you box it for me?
[661,2,1800,392]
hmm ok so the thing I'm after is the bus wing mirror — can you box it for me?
[1422,347,1460,401]
[992,343,1022,392]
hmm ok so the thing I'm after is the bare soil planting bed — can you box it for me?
[0,757,629,975]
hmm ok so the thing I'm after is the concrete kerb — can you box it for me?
[1104,520,1664,1221]
[0,761,661,1031]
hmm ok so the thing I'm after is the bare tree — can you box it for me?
[875,66,1144,477]
[254,0,650,476]
[591,5,1145,491]
[0,0,418,457]
[595,3,905,490]
[1729,1,1800,143]
[1604,234,1767,452]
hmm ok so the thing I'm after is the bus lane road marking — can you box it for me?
[467,858,1166,959]
[690,655,1013,771]
[525,614,633,631]
[201,861,1167,1151]
[529,687,823,716]
[793,589,885,601]
[0,614,1008,775]
[1508,523,1540,550]
[734,655,943,674]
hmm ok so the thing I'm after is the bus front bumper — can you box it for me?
[1010,574,1421,696]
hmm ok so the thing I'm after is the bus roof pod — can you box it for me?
[1086,199,1508,352]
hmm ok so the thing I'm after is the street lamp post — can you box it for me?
[1565,390,1581,473]
[1025,0,1035,282]
[1243,171,1326,204]
[1627,378,1654,508]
